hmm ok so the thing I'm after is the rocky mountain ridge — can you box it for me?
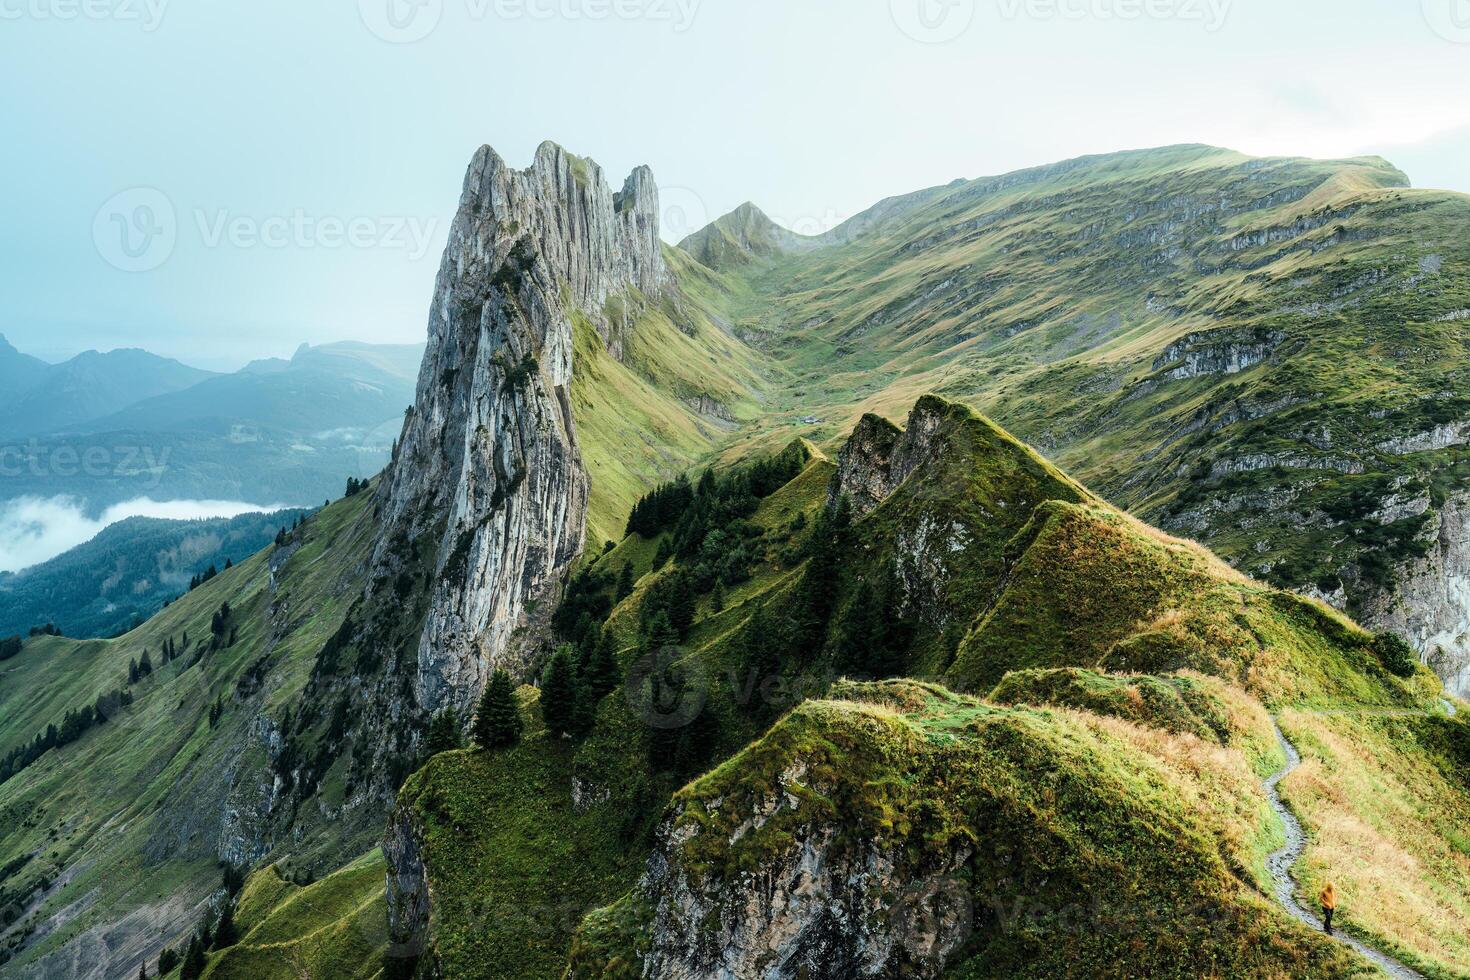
[372,141,668,721]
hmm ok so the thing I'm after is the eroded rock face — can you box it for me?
[373,142,667,719]
[635,783,971,980]
[1355,491,1470,697]
[1152,328,1285,381]
[383,803,431,963]
[828,414,902,516]
[827,398,951,517]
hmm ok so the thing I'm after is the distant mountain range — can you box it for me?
[0,337,424,514]
[0,347,215,439]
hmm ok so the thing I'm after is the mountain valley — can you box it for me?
[0,141,1467,980]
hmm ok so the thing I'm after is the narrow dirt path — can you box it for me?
[1264,719,1424,979]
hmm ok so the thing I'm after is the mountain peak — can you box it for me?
[678,201,818,271]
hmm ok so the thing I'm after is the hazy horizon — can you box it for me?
[4,0,1469,368]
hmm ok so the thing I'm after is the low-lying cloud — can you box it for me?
[0,497,294,574]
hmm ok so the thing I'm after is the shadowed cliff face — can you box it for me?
[374,141,667,718]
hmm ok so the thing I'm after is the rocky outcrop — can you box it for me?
[827,397,955,517]
[828,414,902,516]
[1376,421,1470,456]
[1355,492,1470,697]
[372,141,667,719]
[635,816,971,980]
[383,803,431,962]
[1152,328,1284,381]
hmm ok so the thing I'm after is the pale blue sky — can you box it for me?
[2,0,1468,370]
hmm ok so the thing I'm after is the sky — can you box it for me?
[1,0,1469,371]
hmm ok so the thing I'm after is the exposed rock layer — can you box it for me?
[374,142,666,718]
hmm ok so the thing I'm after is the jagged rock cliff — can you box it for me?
[373,141,667,719]
[1355,491,1470,696]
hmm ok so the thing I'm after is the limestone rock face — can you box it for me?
[828,414,902,516]
[633,785,970,980]
[827,398,953,517]
[1355,491,1470,697]
[1152,328,1285,381]
[374,142,667,719]
[383,803,431,962]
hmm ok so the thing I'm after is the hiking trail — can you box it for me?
[1264,718,1424,980]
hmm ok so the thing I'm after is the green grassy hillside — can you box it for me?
[688,145,1470,640]
[393,395,1467,979]
[0,489,380,977]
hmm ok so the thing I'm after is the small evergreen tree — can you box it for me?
[157,948,180,974]
[426,707,463,754]
[653,536,674,569]
[710,580,725,614]
[474,670,521,749]
[180,936,206,980]
[584,630,621,701]
[213,904,239,949]
[138,962,149,980]
[675,700,720,774]
[616,562,636,601]
[540,646,579,738]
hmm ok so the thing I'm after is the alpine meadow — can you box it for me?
[1,4,1469,979]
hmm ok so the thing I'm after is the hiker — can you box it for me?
[1319,882,1338,935]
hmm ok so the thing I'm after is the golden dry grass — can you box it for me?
[1280,708,1470,975]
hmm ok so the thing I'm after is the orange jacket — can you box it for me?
[1319,884,1338,910]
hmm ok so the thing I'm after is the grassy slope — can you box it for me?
[572,681,1366,979]
[571,247,768,549]
[391,693,646,980]
[701,145,1470,613]
[564,396,1469,978]
[392,451,837,979]
[0,490,379,976]
[196,850,388,980]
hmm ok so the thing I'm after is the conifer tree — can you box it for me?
[427,707,463,754]
[540,646,579,738]
[213,903,239,949]
[474,670,521,749]
[584,630,621,701]
[616,562,635,601]
[180,936,206,980]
